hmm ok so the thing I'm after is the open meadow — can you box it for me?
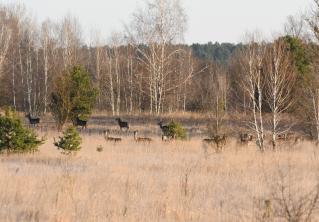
[1,123,319,222]
[0,0,318,221]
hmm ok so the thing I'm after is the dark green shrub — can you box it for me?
[54,126,82,154]
[167,121,187,140]
[0,110,43,153]
[50,66,97,130]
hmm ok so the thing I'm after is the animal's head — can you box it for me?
[115,118,120,121]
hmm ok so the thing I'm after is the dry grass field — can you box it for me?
[1,127,319,222]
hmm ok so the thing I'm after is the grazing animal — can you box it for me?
[133,131,152,143]
[115,118,129,131]
[203,134,227,152]
[25,113,40,126]
[240,133,253,144]
[73,117,87,129]
[104,130,122,143]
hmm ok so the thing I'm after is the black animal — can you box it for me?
[115,118,129,131]
[158,121,171,140]
[25,113,40,126]
[73,117,87,129]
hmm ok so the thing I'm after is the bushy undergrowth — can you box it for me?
[0,109,43,153]
[54,126,82,154]
[167,121,187,139]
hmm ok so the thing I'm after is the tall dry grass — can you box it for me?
[0,133,319,222]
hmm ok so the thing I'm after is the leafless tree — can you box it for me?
[41,19,57,113]
[308,0,319,42]
[90,30,104,109]
[307,1,319,141]
[108,32,123,115]
[265,39,296,150]
[284,13,308,39]
[0,12,12,81]
[58,15,82,69]
[307,84,319,142]
[240,33,266,151]
[126,0,192,114]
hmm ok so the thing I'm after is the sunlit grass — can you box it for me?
[0,133,318,221]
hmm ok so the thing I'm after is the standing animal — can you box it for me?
[25,113,40,127]
[158,121,173,140]
[214,135,227,152]
[104,130,122,143]
[73,117,87,129]
[203,134,227,152]
[133,131,152,143]
[115,118,129,131]
[240,133,253,144]
[158,121,169,133]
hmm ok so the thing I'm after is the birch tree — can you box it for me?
[240,34,266,151]
[306,1,319,141]
[127,0,189,114]
[41,20,56,113]
[307,84,319,141]
[108,32,123,115]
[58,15,82,69]
[90,30,104,109]
[284,14,308,39]
[265,39,296,150]
[21,18,38,114]
[0,20,11,81]
[212,65,228,136]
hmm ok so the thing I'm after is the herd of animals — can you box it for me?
[23,113,304,150]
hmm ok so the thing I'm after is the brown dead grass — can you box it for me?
[0,132,319,221]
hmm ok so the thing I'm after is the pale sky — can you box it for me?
[2,0,312,44]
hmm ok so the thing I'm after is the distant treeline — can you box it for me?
[191,42,243,63]
[0,0,318,144]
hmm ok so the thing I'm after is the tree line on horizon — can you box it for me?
[0,0,319,143]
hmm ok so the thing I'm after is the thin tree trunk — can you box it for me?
[109,57,115,116]
[43,34,49,114]
[19,45,26,112]
[12,60,16,110]
[115,54,120,115]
